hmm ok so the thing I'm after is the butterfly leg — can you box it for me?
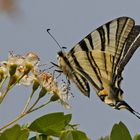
[50,62,60,67]
[52,69,63,79]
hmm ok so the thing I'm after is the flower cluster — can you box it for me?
[36,71,71,108]
[0,52,71,108]
[0,52,39,86]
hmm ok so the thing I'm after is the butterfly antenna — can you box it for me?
[47,29,63,51]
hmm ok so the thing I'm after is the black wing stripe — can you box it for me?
[97,26,106,51]
[113,18,134,77]
[105,22,110,45]
[103,53,108,75]
[79,40,89,51]
[117,25,140,75]
[87,34,94,49]
[112,19,120,73]
[112,18,127,80]
[72,53,101,91]
[88,52,103,85]
[115,18,128,63]
[62,54,90,94]
[89,52,102,78]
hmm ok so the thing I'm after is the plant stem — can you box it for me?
[0,74,25,104]
[0,112,27,131]
[28,100,51,113]
[27,98,40,112]
[0,87,10,104]
[8,74,25,90]
[0,76,7,89]
[0,100,51,131]
[21,90,35,113]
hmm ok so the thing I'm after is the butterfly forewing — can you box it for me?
[68,17,135,87]
[59,17,140,97]
[71,50,115,95]
[117,25,140,75]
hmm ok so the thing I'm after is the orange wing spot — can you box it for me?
[99,89,108,96]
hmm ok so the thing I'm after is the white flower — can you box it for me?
[25,52,40,66]
[18,75,34,86]
[37,71,71,108]
[57,82,72,109]
[0,52,40,86]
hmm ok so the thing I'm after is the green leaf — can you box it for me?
[64,114,72,125]
[0,124,29,140]
[133,134,140,140]
[110,122,132,140]
[18,129,29,140]
[29,112,72,137]
[98,136,110,140]
[60,130,89,140]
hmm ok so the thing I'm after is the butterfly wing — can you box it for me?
[69,50,114,95]
[69,17,134,56]
[58,52,90,97]
[70,72,90,97]
[116,25,140,76]
[66,17,136,94]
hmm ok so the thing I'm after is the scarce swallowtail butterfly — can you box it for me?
[49,17,140,119]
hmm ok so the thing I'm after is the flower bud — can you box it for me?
[0,69,4,82]
[32,79,40,92]
[9,64,17,76]
[8,75,18,87]
[24,63,33,74]
[38,87,47,99]
[50,94,59,102]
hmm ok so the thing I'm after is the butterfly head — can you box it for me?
[57,51,66,66]
[57,51,70,76]
[57,51,65,57]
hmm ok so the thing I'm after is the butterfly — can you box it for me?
[49,17,140,119]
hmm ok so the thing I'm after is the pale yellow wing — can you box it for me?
[68,50,115,94]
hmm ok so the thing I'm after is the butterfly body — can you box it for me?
[56,17,140,118]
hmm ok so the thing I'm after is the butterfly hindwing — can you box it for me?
[71,72,90,97]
